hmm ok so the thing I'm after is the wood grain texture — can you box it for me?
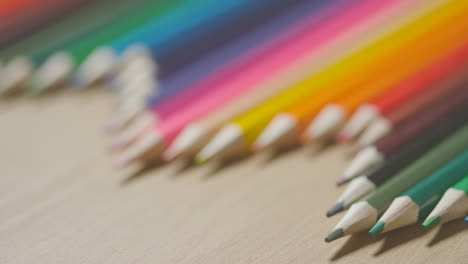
[0,88,467,263]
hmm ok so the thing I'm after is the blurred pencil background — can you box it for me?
[1,0,468,256]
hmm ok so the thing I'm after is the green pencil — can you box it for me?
[0,0,146,95]
[28,0,182,94]
[369,149,468,236]
[421,173,468,230]
[325,124,468,242]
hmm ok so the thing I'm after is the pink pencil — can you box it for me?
[114,0,402,166]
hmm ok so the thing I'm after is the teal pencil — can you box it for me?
[422,173,468,230]
[465,216,468,224]
[369,149,468,236]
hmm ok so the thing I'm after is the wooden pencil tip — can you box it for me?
[115,157,131,169]
[325,228,344,243]
[336,177,349,186]
[368,221,385,237]
[194,154,207,165]
[110,141,127,152]
[335,132,350,144]
[326,202,345,217]
[422,216,441,230]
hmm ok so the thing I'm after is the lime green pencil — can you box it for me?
[325,124,468,242]
[28,0,182,94]
[421,173,468,230]
[369,149,468,236]
[0,0,146,95]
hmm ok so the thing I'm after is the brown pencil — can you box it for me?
[0,0,94,48]
[355,61,468,150]
[341,82,468,184]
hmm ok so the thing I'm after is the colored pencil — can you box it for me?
[341,85,468,184]
[369,149,468,236]
[163,0,435,160]
[327,102,468,217]
[76,0,268,87]
[423,174,468,230]
[465,216,468,224]
[0,0,94,48]
[106,0,384,134]
[196,0,466,163]
[109,0,385,151]
[28,0,183,94]
[325,123,468,243]
[337,42,468,142]
[0,0,146,95]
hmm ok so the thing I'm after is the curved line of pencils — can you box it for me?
[1,0,468,246]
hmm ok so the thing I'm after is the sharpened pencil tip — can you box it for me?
[369,221,385,237]
[335,132,349,144]
[325,228,344,243]
[110,141,127,152]
[251,142,261,153]
[194,154,207,165]
[336,177,349,186]
[115,157,131,169]
[422,216,441,230]
[326,202,345,217]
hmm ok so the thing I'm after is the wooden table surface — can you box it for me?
[1,89,467,263]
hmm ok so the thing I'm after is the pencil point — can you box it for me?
[254,114,297,151]
[0,57,33,95]
[325,228,344,243]
[368,221,385,237]
[196,124,243,162]
[75,46,116,88]
[422,216,441,230]
[339,104,378,142]
[327,202,345,217]
[194,154,207,165]
[164,124,204,160]
[29,52,74,94]
[110,140,128,152]
[115,157,131,169]
[336,177,349,186]
[304,104,345,143]
[335,132,350,144]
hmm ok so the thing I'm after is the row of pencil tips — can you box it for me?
[0,43,156,96]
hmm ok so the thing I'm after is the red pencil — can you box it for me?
[0,0,42,19]
[336,42,468,142]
